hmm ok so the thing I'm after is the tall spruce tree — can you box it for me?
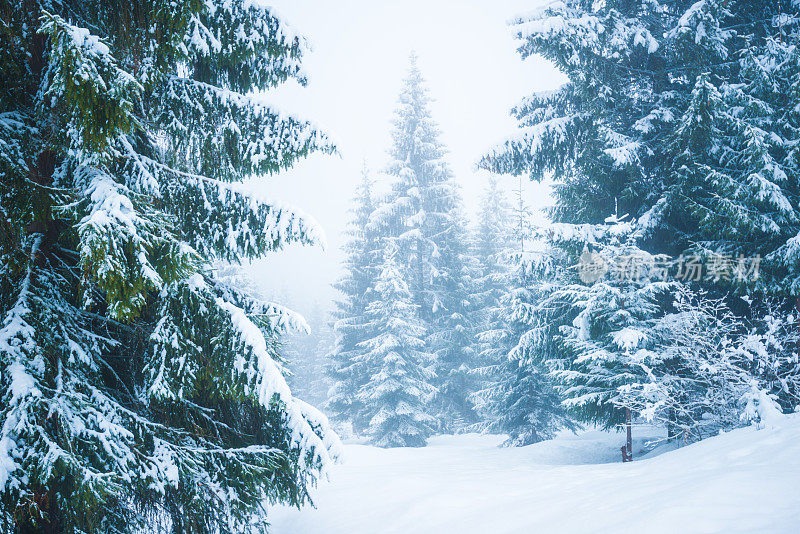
[327,167,382,434]
[0,2,340,532]
[285,304,333,410]
[471,185,574,445]
[543,216,673,432]
[372,54,477,430]
[764,12,800,292]
[472,252,577,445]
[472,177,514,342]
[482,0,800,287]
[356,242,437,447]
[482,0,800,446]
[470,177,515,431]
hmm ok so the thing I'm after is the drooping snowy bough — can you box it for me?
[481,0,800,448]
[0,2,340,532]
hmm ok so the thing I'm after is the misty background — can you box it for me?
[241,0,565,317]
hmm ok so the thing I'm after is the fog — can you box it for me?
[244,0,565,316]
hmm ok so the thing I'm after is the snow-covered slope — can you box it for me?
[269,416,800,533]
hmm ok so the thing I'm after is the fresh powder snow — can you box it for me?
[269,417,800,533]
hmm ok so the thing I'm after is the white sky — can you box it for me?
[244,0,566,315]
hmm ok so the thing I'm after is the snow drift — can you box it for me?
[270,416,800,533]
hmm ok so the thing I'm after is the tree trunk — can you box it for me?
[625,408,633,462]
[620,408,633,462]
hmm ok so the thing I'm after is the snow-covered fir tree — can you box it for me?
[285,305,334,410]
[471,185,574,445]
[327,167,382,434]
[0,3,340,532]
[765,13,800,292]
[472,249,577,446]
[471,177,514,337]
[470,178,515,431]
[665,68,796,266]
[214,267,333,409]
[483,0,800,447]
[357,242,437,447]
[482,0,800,286]
[618,286,800,442]
[372,54,478,430]
[532,213,673,455]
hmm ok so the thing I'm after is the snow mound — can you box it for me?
[269,417,800,533]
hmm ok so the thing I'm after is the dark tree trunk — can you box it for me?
[626,408,633,460]
[621,408,633,462]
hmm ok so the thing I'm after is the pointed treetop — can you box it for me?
[399,51,429,104]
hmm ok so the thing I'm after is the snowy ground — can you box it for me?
[270,416,800,533]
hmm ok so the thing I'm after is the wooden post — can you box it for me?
[625,408,633,462]
[621,408,633,462]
